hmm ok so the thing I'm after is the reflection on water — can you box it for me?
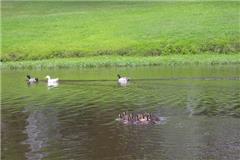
[47,82,59,90]
[23,108,60,160]
[1,66,240,160]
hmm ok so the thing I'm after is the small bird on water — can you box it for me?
[45,75,59,87]
[26,75,38,83]
[117,74,130,85]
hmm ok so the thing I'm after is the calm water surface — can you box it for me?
[2,66,240,160]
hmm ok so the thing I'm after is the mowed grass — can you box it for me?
[2,54,240,69]
[1,1,240,61]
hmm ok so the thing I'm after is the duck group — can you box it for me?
[117,112,161,125]
[26,74,162,125]
[26,73,130,88]
[26,74,59,87]
[27,74,128,86]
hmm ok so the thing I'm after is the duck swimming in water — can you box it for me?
[45,75,59,83]
[26,75,38,83]
[45,75,59,87]
[117,74,130,85]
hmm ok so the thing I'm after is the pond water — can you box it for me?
[1,65,240,160]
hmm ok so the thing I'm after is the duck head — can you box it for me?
[117,74,121,79]
[45,75,50,79]
[26,75,31,79]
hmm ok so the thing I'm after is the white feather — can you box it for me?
[118,77,129,84]
[46,75,59,83]
[28,78,37,83]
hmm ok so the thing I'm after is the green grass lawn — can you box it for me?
[1,1,240,61]
[2,54,240,69]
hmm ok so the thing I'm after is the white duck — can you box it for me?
[45,75,59,83]
[117,74,130,85]
[26,75,38,83]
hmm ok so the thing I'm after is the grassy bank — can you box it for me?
[2,54,240,69]
[2,1,240,61]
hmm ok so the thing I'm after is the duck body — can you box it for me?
[117,74,130,85]
[45,75,59,87]
[45,75,59,83]
[118,77,128,84]
[26,75,38,83]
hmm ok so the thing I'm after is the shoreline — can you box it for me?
[1,54,240,69]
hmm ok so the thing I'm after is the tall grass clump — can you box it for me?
[2,54,240,69]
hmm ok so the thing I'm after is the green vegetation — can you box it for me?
[2,54,240,69]
[1,1,240,61]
